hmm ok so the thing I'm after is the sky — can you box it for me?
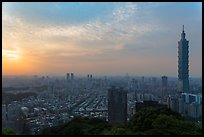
[2,2,202,77]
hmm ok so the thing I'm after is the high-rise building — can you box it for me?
[170,96,179,113]
[188,102,202,118]
[178,25,189,93]
[66,73,70,81]
[140,76,145,89]
[108,86,127,125]
[162,76,168,89]
[71,73,74,80]
[2,104,6,120]
[181,93,202,104]
[161,76,168,99]
[87,74,92,81]
[151,77,157,89]
[143,93,154,101]
[167,95,171,108]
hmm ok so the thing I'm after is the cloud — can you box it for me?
[2,2,166,65]
[114,44,124,50]
[2,2,168,65]
[3,2,201,76]
[112,2,138,21]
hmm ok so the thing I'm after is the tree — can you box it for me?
[128,108,202,135]
[2,128,16,135]
[41,108,202,135]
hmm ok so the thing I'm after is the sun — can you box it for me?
[2,49,21,59]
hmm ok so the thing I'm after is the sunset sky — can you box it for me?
[2,2,202,77]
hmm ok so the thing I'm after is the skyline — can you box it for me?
[2,2,202,77]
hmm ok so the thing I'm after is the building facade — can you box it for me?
[108,86,127,125]
[162,76,168,89]
[71,73,74,80]
[66,73,70,81]
[161,76,168,100]
[178,25,189,93]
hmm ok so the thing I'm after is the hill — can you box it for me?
[40,107,202,135]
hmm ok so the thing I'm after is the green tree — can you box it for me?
[41,108,202,135]
[128,107,202,135]
[41,116,110,135]
[152,114,202,135]
[2,128,16,135]
[102,127,134,135]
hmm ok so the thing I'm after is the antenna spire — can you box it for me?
[181,25,186,39]
[183,25,184,32]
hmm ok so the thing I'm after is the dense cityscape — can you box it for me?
[2,74,202,134]
[2,2,202,135]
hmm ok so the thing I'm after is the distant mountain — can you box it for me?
[40,107,202,135]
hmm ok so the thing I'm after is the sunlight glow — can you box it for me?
[2,49,20,59]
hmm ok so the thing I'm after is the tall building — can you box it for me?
[87,74,92,81]
[66,73,70,81]
[2,104,6,120]
[108,86,127,125]
[151,77,157,89]
[170,96,179,113]
[188,102,202,118]
[178,25,189,93]
[167,95,171,108]
[71,73,74,80]
[161,76,168,99]
[162,76,168,89]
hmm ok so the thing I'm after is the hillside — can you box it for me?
[40,107,202,135]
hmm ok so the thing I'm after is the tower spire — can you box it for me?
[181,25,185,39]
[183,25,184,32]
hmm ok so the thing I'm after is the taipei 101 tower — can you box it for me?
[178,25,189,93]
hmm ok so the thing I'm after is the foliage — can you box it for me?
[41,116,110,135]
[151,114,202,135]
[128,107,201,135]
[2,128,16,135]
[102,127,135,135]
[41,108,202,135]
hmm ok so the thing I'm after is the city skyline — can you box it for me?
[2,2,202,77]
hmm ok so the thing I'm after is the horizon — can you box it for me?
[2,74,202,79]
[2,2,202,77]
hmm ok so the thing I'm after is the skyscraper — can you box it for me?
[161,76,168,100]
[66,73,70,81]
[178,25,189,93]
[87,74,92,81]
[151,77,157,89]
[71,73,74,80]
[108,86,127,125]
[162,76,168,89]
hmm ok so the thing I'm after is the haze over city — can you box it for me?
[2,2,202,77]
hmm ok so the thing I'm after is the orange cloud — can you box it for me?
[114,44,124,50]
